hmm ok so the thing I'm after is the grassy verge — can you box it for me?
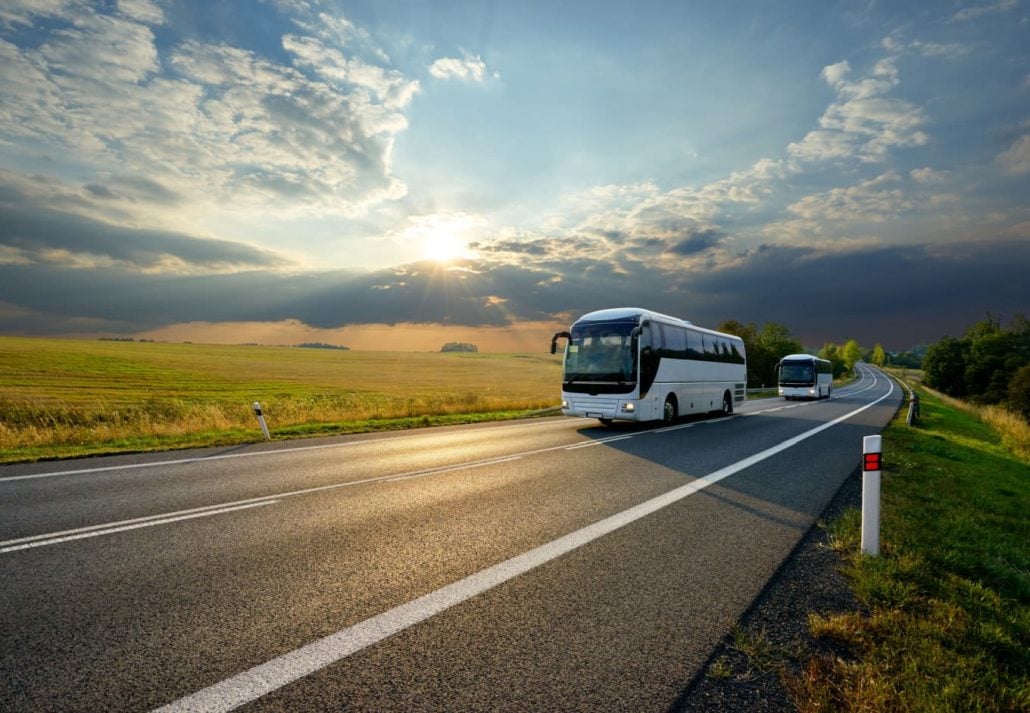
[788,384,1029,711]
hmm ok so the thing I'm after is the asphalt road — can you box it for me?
[0,365,901,712]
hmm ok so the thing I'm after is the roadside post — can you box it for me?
[253,401,271,440]
[861,435,882,556]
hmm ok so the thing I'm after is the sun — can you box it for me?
[422,231,465,263]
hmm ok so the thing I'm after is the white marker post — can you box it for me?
[253,402,271,441]
[861,434,882,556]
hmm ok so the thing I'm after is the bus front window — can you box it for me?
[564,321,637,383]
[779,363,814,385]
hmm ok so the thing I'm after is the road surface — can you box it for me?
[0,365,901,711]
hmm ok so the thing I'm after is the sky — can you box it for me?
[0,0,1028,352]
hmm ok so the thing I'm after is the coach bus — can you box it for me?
[550,308,746,425]
[777,354,833,400]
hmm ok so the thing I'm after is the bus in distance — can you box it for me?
[550,308,746,425]
[777,354,833,400]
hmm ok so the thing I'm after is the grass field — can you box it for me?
[791,383,1030,712]
[0,337,562,463]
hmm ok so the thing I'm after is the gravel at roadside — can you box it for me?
[671,467,864,712]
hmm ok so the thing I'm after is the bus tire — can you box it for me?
[663,395,677,424]
[722,391,733,415]
[598,418,613,426]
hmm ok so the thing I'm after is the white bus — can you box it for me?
[550,308,746,425]
[777,354,833,400]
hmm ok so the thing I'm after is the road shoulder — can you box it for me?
[672,467,863,712]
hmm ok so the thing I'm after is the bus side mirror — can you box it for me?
[550,331,571,355]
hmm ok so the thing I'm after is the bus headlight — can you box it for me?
[621,402,635,413]
[809,389,816,395]
[561,400,569,409]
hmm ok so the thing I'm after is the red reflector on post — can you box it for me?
[863,453,881,471]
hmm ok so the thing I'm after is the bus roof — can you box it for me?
[571,308,744,343]
[574,307,691,327]
[779,353,830,363]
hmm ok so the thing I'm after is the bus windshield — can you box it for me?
[779,362,814,385]
[564,320,637,383]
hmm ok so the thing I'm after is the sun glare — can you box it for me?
[422,231,465,263]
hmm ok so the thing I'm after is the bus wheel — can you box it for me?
[598,418,613,426]
[722,391,733,415]
[663,396,677,424]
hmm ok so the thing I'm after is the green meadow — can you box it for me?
[0,337,562,463]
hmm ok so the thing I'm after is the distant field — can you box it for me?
[0,337,562,463]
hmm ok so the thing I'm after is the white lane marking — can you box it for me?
[0,501,278,554]
[153,373,896,713]
[565,435,634,450]
[653,422,696,433]
[0,455,528,554]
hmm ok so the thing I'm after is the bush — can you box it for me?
[1008,364,1030,420]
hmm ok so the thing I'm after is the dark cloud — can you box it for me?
[0,203,289,271]
[669,228,724,255]
[0,238,1026,350]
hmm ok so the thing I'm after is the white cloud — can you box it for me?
[821,60,850,87]
[996,135,1030,174]
[785,172,914,225]
[910,167,950,184]
[0,3,418,223]
[39,11,160,83]
[282,34,420,109]
[881,33,972,59]
[788,58,928,163]
[950,0,1018,22]
[429,54,494,82]
[117,0,164,25]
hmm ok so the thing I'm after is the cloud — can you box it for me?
[997,135,1030,174]
[785,172,914,225]
[0,185,289,273]
[4,227,1026,350]
[881,34,973,59]
[428,54,496,82]
[282,34,420,108]
[789,58,928,163]
[116,0,165,25]
[950,0,1018,22]
[0,4,417,219]
[909,167,950,184]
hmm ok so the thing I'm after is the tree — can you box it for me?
[718,320,764,387]
[719,320,802,388]
[923,336,970,397]
[818,343,847,378]
[842,339,863,373]
[871,343,887,367]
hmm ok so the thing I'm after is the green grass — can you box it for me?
[791,385,1030,712]
[0,337,562,462]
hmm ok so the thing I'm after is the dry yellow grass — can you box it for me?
[0,337,562,461]
[919,384,1030,461]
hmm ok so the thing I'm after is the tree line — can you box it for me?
[923,314,1030,418]
[717,321,859,388]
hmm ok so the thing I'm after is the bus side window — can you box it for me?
[687,329,703,358]
[666,325,687,359]
[730,342,744,364]
[702,335,717,362]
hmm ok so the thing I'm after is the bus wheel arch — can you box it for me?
[663,395,678,423]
